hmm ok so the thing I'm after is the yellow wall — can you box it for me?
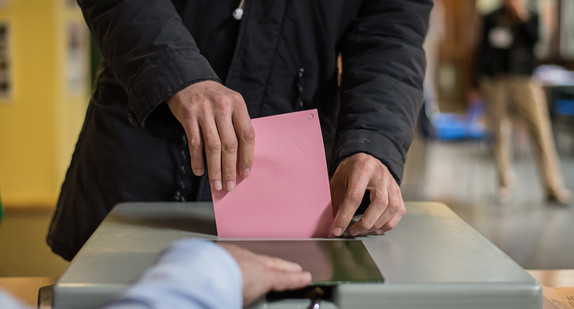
[0,1,89,208]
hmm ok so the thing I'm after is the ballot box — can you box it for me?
[52,202,542,309]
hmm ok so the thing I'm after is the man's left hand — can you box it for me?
[330,153,405,237]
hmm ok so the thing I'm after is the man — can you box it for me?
[48,0,431,261]
[0,239,312,308]
[476,0,571,204]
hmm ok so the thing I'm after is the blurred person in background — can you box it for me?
[475,0,571,205]
[423,0,445,118]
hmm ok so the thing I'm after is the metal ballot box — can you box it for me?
[52,202,542,309]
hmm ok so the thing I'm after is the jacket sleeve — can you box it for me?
[334,0,431,184]
[78,0,220,136]
[516,11,539,47]
[102,239,243,309]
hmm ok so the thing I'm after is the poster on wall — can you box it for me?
[0,21,11,102]
[66,22,87,96]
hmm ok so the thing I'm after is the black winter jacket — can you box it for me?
[48,0,430,261]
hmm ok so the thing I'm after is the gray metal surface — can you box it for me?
[52,202,541,309]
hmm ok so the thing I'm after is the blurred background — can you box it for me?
[0,0,573,296]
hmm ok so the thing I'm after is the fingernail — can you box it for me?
[241,168,251,178]
[193,168,203,176]
[225,181,235,192]
[375,229,384,235]
[333,227,343,236]
[213,180,222,191]
[349,227,360,236]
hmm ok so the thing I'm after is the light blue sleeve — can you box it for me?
[102,239,243,309]
[0,290,31,309]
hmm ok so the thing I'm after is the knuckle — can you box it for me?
[188,136,202,149]
[197,98,211,111]
[386,220,399,230]
[213,92,227,103]
[358,220,372,230]
[360,216,376,229]
[372,199,388,213]
[209,167,221,178]
[222,137,238,152]
[374,221,385,230]
[387,201,400,213]
[231,91,244,102]
[204,137,221,152]
[223,169,236,179]
[213,95,231,112]
[347,190,364,205]
[337,212,354,226]
[241,127,256,144]
[398,205,406,216]
[355,161,370,174]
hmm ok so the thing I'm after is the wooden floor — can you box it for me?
[0,125,572,281]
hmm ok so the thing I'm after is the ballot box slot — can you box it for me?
[266,285,335,305]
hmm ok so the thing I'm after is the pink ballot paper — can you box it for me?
[212,109,334,238]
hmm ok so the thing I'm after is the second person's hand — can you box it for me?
[167,81,255,192]
[220,243,312,305]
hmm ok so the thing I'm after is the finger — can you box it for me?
[215,109,238,192]
[379,189,405,233]
[185,120,205,176]
[199,111,223,191]
[370,185,403,231]
[329,176,346,218]
[269,270,312,292]
[261,255,303,272]
[379,211,404,233]
[233,101,255,179]
[332,172,369,237]
[349,186,389,236]
[370,209,393,235]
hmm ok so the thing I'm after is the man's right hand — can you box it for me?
[167,81,255,192]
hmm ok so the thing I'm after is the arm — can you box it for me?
[79,0,254,191]
[78,0,218,136]
[103,240,242,309]
[103,239,311,309]
[514,11,539,47]
[0,290,29,309]
[504,0,538,45]
[331,0,431,236]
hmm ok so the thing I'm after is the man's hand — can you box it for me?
[330,153,405,237]
[167,81,255,192]
[220,244,312,306]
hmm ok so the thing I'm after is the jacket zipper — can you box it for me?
[296,67,305,110]
[233,0,246,20]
